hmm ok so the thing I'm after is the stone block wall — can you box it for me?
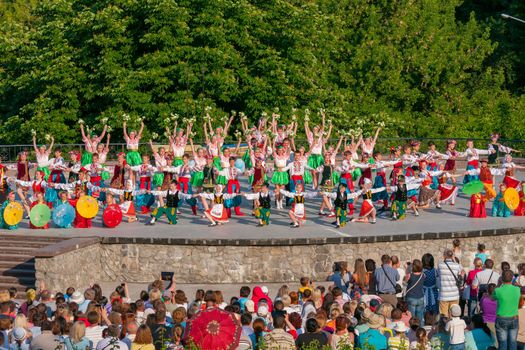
[35,232,525,289]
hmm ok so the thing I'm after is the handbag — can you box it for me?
[382,265,402,294]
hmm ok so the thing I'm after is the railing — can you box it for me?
[1,137,524,162]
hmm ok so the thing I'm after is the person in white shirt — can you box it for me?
[445,304,467,349]
[84,311,108,348]
[472,259,500,298]
[392,255,406,299]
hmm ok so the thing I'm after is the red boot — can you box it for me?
[141,206,150,214]
[234,206,245,216]
[191,206,197,216]
[348,203,354,215]
[226,208,232,218]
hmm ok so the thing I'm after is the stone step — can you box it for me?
[0,260,34,269]
[1,268,35,277]
[0,253,37,262]
[0,275,35,286]
[0,241,59,248]
[0,246,45,255]
[0,236,63,243]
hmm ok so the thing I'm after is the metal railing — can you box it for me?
[1,137,524,162]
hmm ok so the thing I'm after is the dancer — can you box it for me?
[371,152,397,212]
[305,112,332,189]
[46,149,67,206]
[80,122,108,166]
[84,154,108,201]
[12,170,48,215]
[492,183,512,217]
[105,180,141,223]
[321,183,360,228]
[444,140,461,172]
[68,187,92,228]
[436,164,460,206]
[29,191,52,229]
[389,175,420,220]
[351,178,385,224]
[196,184,239,227]
[488,133,517,165]
[110,153,127,190]
[0,192,20,230]
[469,192,488,218]
[358,127,381,156]
[464,159,505,200]
[317,152,340,217]
[338,151,370,215]
[463,140,491,184]
[402,145,419,178]
[215,142,241,186]
[515,182,525,216]
[224,157,244,217]
[165,154,198,216]
[32,134,54,180]
[283,151,315,194]
[150,141,170,190]
[501,154,525,189]
[129,155,156,214]
[123,120,145,166]
[243,182,273,226]
[271,142,290,210]
[148,180,191,225]
[168,124,190,167]
[417,160,442,209]
[67,150,81,183]
[280,183,318,228]
[189,139,208,193]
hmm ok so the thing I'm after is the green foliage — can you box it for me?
[0,0,524,144]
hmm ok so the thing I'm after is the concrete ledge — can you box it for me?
[34,237,101,258]
[99,226,525,246]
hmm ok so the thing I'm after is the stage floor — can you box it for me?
[8,180,525,241]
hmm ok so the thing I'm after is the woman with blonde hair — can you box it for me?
[13,314,33,340]
[131,325,155,350]
[65,321,91,350]
[311,289,323,309]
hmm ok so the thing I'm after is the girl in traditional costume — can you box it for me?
[501,154,525,189]
[32,134,54,180]
[150,141,170,190]
[105,180,143,223]
[0,192,20,230]
[492,183,512,217]
[271,141,290,210]
[67,150,81,183]
[13,170,48,214]
[469,192,488,218]
[189,139,208,193]
[321,183,361,228]
[110,153,127,190]
[305,113,331,189]
[164,154,198,216]
[463,140,491,184]
[224,157,244,217]
[216,142,240,186]
[436,164,461,206]
[280,183,318,228]
[464,159,505,200]
[68,187,92,228]
[444,140,461,172]
[488,133,517,165]
[515,181,525,216]
[46,149,67,206]
[337,151,369,215]
[417,160,442,209]
[80,122,108,166]
[197,184,239,226]
[123,120,145,166]
[358,127,381,157]
[128,155,157,214]
[351,178,385,224]
[29,191,52,229]
[371,152,397,211]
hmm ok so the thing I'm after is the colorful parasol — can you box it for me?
[103,204,123,228]
[77,195,99,219]
[3,202,24,226]
[52,203,75,228]
[184,308,241,350]
[462,180,485,195]
[234,159,245,173]
[504,187,520,210]
[30,204,51,227]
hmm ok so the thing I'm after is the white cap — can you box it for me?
[261,286,269,295]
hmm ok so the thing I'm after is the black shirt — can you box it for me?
[296,332,328,349]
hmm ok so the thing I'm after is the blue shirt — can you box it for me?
[475,253,488,264]
[374,265,400,294]
[357,328,387,350]
[329,272,349,294]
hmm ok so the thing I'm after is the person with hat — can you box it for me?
[10,327,30,350]
[243,182,273,226]
[389,175,420,220]
[356,311,387,350]
[388,321,410,349]
[488,133,518,165]
[445,304,467,350]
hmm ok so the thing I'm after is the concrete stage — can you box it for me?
[10,182,525,242]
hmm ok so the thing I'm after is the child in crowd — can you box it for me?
[445,304,467,350]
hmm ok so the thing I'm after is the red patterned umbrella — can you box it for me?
[184,308,241,350]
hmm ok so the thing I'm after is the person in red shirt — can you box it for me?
[465,257,484,317]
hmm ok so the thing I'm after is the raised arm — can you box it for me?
[189,138,197,157]
[372,127,381,144]
[80,123,88,141]
[324,123,333,142]
[149,140,158,155]
[334,135,344,155]
[137,121,145,138]
[122,122,129,141]
[304,120,312,140]
[206,113,213,133]
[203,123,210,144]
[224,115,234,136]
[105,133,111,151]
[48,136,55,154]
[186,120,193,138]
[234,137,241,155]
[32,135,38,153]
[99,124,108,141]
[172,120,178,137]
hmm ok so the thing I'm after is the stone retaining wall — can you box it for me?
[35,231,524,291]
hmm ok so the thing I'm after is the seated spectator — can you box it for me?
[295,318,328,349]
[64,321,92,350]
[30,319,60,350]
[131,325,154,350]
[263,314,295,349]
[9,328,30,350]
[96,325,128,350]
[357,312,387,350]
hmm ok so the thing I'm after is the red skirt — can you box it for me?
[207,205,229,222]
[503,176,520,189]
[359,199,374,217]
[469,195,486,218]
[438,184,457,203]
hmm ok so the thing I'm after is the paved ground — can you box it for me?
[8,174,525,240]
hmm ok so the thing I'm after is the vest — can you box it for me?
[362,190,373,200]
[334,191,348,209]
[479,167,492,183]
[259,193,271,209]
[394,184,408,201]
[214,194,224,204]
[166,190,179,208]
[488,144,498,164]
[123,191,133,201]
[294,195,305,204]
[321,165,332,185]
